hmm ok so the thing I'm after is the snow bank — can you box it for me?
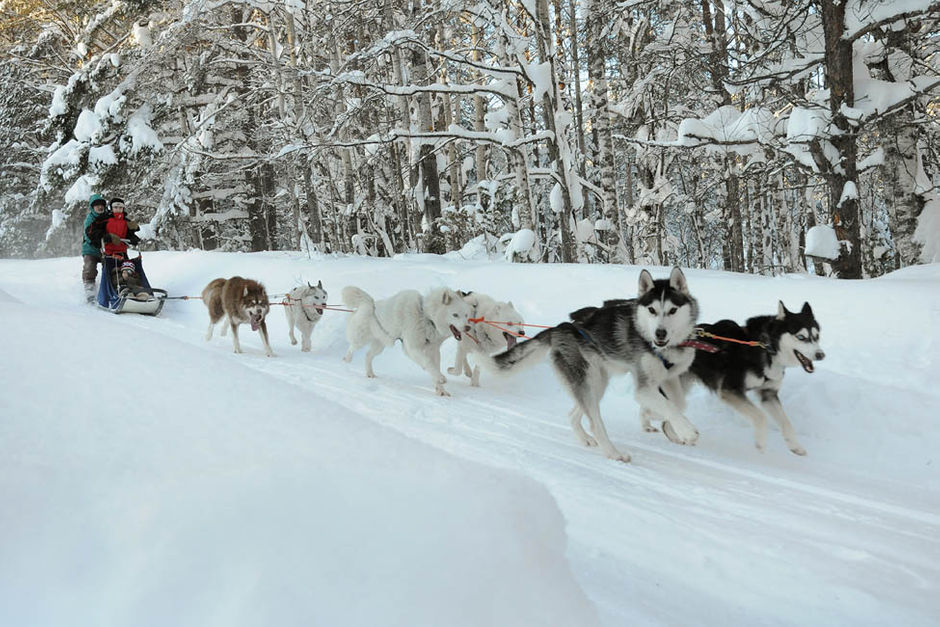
[0,299,597,627]
[2,253,939,627]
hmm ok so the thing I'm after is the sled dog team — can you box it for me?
[201,268,825,462]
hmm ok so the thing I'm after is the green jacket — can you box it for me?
[82,194,109,258]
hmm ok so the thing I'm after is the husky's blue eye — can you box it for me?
[797,334,807,341]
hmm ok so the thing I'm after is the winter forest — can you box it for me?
[1,0,939,279]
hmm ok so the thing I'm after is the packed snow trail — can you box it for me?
[1,251,938,626]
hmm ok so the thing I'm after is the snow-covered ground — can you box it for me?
[1,250,939,626]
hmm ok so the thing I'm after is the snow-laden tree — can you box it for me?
[678,0,940,278]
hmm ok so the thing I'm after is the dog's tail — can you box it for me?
[478,327,554,375]
[342,285,373,310]
[342,285,396,345]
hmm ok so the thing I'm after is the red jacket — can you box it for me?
[103,214,139,257]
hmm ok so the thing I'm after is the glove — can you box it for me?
[126,220,139,230]
[109,233,121,243]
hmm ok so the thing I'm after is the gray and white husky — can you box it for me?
[486,267,700,462]
[342,285,473,396]
[284,281,328,352]
[684,301,825,455]
[448,292,525,387]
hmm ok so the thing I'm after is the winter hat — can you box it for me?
[120,261,136,274]
[89,193,107,209]
[110,197,126,212]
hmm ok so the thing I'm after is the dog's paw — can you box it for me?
[605,449,631,463]
[662,421,697,446]
[446,366,459,375]
[290,338,297,345]
[789,444,807,456]
[577,434,598,448]
[342,353,353,363]
[643,424,659,433]
[301,346,311,352]
[435,386,451,397]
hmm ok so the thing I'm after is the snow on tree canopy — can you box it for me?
[914,196,940,263]
[64,174,96,205]
[526,61,553,103]
[124,105,163,154]
[94,91,126,122]
[504,228,537,262]
[785,106,830,171]
[48,86,68,117]
[41,139,84,189]
[805,225,841,260]
[575,219,596,244]
[73,110,102,143]
[677,106,775,161]
[550,182,564,214]
[133,22,152,49]
[839,181,859,207]
[88,145,117,168]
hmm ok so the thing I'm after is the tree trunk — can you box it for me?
[534,0,575,262]
[472,24,489,210]
[408,0,443,253]
[821,0,862,278]
[495,11,537,238]
[586,0,622,262]
[302,166,323,249]
[760,177,773,274]
[884,116,924,267]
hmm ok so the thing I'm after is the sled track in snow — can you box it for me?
[116,310,940,625]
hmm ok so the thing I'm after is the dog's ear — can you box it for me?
[668,266,689,295]
[317,280,323,289]
[801,301,813,316]
[638,269,654,296]
[243,287,249,297]
[777,300,788,320]
[507,300,514,309]
[458,290,471,298]
[442,290,452,305]
[308,281,313,289]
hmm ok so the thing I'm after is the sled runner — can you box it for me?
[97,254,167,315]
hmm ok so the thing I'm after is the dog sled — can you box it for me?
[97,254,167,315]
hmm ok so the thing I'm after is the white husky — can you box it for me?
[448,292,525,387]
[284,281,328,352]
[342,286,473,396]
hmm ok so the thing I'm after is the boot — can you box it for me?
[84,282,96,304]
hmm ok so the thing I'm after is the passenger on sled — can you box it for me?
[112,260,153,301]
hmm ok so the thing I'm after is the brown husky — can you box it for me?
[202,276,274,357]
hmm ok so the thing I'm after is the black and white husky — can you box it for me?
[284,281,328,352]
[342,285,473,396]
[486,267,700,462]
[685,301,825,455]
